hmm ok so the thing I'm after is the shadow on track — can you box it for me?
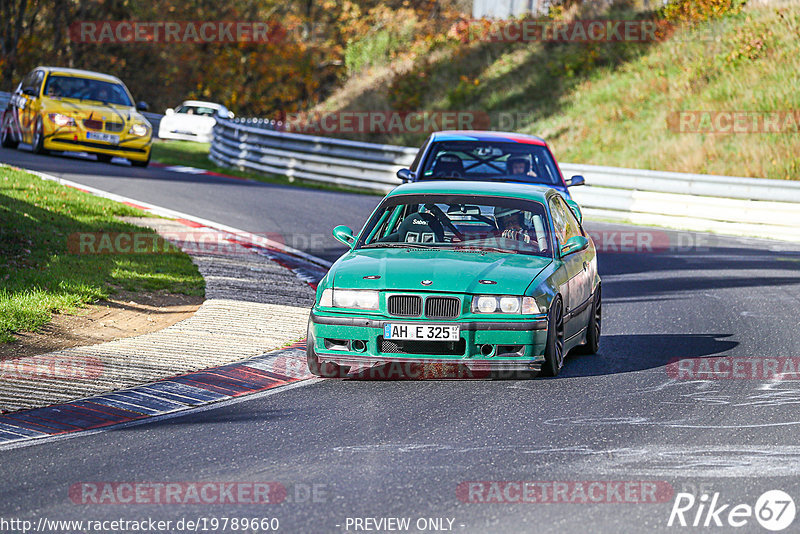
[561,333,738,378]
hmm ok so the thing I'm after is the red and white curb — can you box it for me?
[0,163,334,448]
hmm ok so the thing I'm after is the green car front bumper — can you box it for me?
[308,310,548,372]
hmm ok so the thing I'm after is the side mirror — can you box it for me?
[333,225,355,247]
[396,168,415,183]
[566,175,585,187]
[165,108,175,116]
[565,199,583,224]
[136,101,149,112]
[560,236,589,257]
[227,111,235,119]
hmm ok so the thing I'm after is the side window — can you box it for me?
[548,198,567,246]
[557,197,583,240]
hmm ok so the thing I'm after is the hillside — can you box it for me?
[315,3,800,180]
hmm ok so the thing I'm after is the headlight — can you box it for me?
[499,296,520,313]
[472,296,541,315]
[320,289,379,310]
[48,113,75,127]
[475,296,498,313]
[128,123,148,136]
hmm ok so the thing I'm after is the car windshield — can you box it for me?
[357,194,552,257]
[43,75,132,106]
[175,105,218,116]
[419,141,563,187]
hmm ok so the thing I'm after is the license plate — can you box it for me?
[384,323,460,341]
[86,131,119,144]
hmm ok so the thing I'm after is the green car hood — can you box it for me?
[331,249,552,295]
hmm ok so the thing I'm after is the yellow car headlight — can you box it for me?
[48,113,75,127]
[128,123,148,136]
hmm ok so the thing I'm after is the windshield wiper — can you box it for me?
[362,243,441,249]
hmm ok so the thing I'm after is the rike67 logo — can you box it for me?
[668,490,796,531]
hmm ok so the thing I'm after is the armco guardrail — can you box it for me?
[210,117,800,242]
[211,118,417,192]
[0,91,163,138]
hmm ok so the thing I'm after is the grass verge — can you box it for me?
[151,140,381,196]
[0,165,205,343]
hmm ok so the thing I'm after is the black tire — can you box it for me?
[306,332,349,378]
[32,116,48,155]
[575,286,601,355]
[541,296,565,377]
[130,151,151,168]
[96,153,113,163]
[1,114,19,149]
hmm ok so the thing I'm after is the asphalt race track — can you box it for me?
[2,146,800,533]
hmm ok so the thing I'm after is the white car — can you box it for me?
[157,100,233,142]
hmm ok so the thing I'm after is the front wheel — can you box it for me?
[32,116,48,155]
[541,297,565,377]
[1,113,19,149]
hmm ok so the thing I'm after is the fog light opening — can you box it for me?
[480,344,495,357]
[351,339,367,352]
[323,338,350,351]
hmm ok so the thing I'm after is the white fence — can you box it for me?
[210,118,800,242]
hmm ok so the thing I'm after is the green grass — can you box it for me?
[320,5,800,180]
[0,166,204,343]
[151,140,381,196]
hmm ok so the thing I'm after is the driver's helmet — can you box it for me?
[506,156,531,175]
[47,82,62,96]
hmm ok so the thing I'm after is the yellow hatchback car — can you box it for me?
[1,67,153,167]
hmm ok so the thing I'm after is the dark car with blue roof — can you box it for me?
[397,130,585,199]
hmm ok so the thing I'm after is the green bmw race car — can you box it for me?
[307,181,601,378]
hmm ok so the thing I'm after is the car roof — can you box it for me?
[431,130,547,147]
[180,100,222,108]
[36,66,123,84]
[386,180,556,202]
